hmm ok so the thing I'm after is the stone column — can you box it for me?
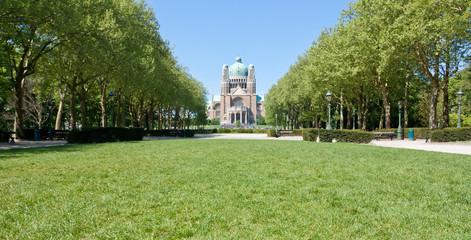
[245,110,248,124]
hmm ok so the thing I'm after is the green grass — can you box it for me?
[1,140,471,239]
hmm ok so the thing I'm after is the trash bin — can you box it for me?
[34,129,41,141]
[408,129,414,141]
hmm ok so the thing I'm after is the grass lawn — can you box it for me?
[1,140,470,239]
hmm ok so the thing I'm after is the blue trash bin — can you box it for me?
[408,129,414,141]
[34,129,41,141]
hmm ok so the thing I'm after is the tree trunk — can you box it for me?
[55,88,66,130]
[340,93,344,129]
[380,89,391,129]
[80,84,87,128]
[69,74,78,130]
[14,73,26,137]
[429,86,440,130]
[442,81,449,128]
[346,107,351,129]
[404,71,410,128]
[379,107,384,130]
[100,86,107,127]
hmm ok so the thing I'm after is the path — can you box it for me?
[370,139,471,156]
[1,134,470,156]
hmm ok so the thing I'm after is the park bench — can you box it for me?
[279,130,293,136]
[53,131,69,140]
[373,132,396,140]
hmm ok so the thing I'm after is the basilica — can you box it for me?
[207,57,265,128]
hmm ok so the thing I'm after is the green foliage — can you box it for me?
[210,118,220,126]
[265,0,471,131]
[217,128,231,133]
[234,129,253,133]
[1,140,471,238]
[256,115,266,125]
[236,120,241,128]
[430,127,471,142]
[449,113,471,127]
[303,129,374,143]
[67,127,144,143]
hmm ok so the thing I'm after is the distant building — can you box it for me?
[207,57,265,127]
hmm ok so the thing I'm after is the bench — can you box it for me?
[373,132,396,140]
[53,131,69,140]
[279,130,293,136]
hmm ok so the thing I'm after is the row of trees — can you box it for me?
[0,0,207,136]
[265,0,470,131]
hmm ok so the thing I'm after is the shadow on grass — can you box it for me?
[0,142,118,161]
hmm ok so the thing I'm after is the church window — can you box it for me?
[233,98,244,107]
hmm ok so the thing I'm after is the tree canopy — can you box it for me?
[265,0,471,130]
[0,0,207,133]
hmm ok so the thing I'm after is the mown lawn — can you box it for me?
[1,140,470,239]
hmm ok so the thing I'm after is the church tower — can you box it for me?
[207,57,265,128]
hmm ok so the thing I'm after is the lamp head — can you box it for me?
[457,89,463,101]
[108,91,115,101]
[398,101,402,109]
[326,91,332,102]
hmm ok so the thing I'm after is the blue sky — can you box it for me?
[146,0,353,99]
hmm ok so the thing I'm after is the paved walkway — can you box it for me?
[370,139,471,155]
[1,135,470,156]
[0,140,67,151]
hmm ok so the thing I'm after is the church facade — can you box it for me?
[207,57,265,127]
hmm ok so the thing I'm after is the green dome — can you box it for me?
[229,57,248,76]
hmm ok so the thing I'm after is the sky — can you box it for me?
[146,0,353,99]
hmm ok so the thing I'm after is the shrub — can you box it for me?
[253,129,267,133]
[267,129,276,137]
[68,127,144,143]
[303,129,374,143]
[430,127,471,142]
[236,129,254,133]
[183,130,195,137]
[217,128,231,133]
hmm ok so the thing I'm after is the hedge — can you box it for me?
[303,129,374,143]
[0,131,11,142]
[430,127,471,142]
[217,128,231,133]
[68,127,144,143]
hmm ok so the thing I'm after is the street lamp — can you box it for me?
[397,101,402,140]
[457,89,463,128]
[275,113,278,137]
[326,91,332,130]
[109,91,115,127]
[352,109,356,130]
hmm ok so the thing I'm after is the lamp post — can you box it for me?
[352,109,356,130]
[275,113,278,137]
[109,91,115,127]
[326,91,332,130]
[397,101,402,140]
[457,89,463,128]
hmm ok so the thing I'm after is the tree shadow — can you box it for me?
[0,143,101,161]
